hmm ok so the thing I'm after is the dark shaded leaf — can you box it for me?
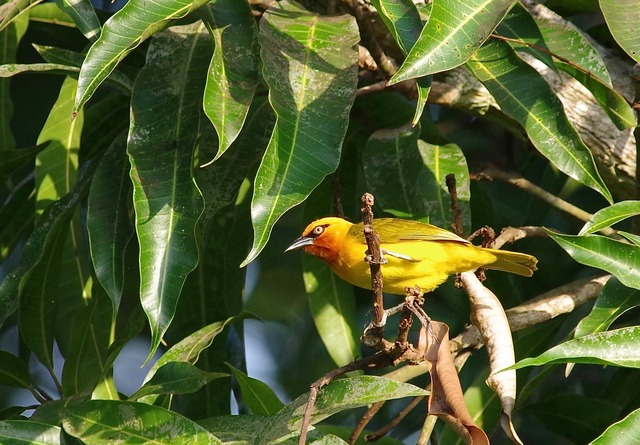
[242,0,358,265]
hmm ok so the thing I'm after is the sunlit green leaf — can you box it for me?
[256,376,428,445]
[228,364,284,416]
[591,408,640,445]
[466,39,612,203]
[534,16,611,84]
[242,0,358,266]
[599,0,640,63]
[497,3,556,70]
[0,0,40,33]
[74,0,211,111]
[0,420,64,444]
[201,0,259,164]
[62,400,222,444]
[371,0,431,124]
[574,277,640,339]
[511,326,640,370]
[390,0,516,83]
[128,23,209,359]
[579,201,640,235]
[547,231,640,290]
[55,0,100,42]
[28,2,74,26]
[303,256,359,368]
[130,362,227,401]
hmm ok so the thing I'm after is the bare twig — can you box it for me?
[365,396,425,441]
[361,193,386,330]
[473,168,619,237]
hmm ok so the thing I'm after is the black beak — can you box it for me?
[285,236,314,252]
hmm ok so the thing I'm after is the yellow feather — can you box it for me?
[288,217,537,295]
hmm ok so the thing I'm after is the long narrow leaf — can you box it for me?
[201,0,259,164]
[371,0,431,124]
[511,326,640,370]
[579,200,640,235]
[599,0,640,64]
[390,0,516,82]
[241,0,358,265]
[466,39,612,203]
[128,23,209,359]
[547,231,640,290]
[55,0,100,42]
[74,0,211,111]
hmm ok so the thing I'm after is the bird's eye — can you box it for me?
[312,225,325,236]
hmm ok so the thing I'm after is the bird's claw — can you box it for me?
[364,249,388,265]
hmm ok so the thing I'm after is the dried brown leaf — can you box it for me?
[461,271,523,445]
[426,320,489,445]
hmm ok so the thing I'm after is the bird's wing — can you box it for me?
[349,219,470,244]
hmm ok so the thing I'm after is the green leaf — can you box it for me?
[33,45,133,94]
[28,2,74,27]
[304,256,359,368]
[0,160,96,328]
[256,376,428,445]
[579,201,640,235]
[128,23,209,359]
[534,15,611,84]
[73,0,211,111]
[466,39,612,203]
[143,314,246,385]
[591,408,640,445]
[241,0,358,266]
[574,277,640,339]
[228,364,284,416]
[62,400,222,444]
[198,415,270,443]
[363,123,470,230]
[363,124,431,221]
[61,285,113,397]
[0,3,27,151]
[87,134,132,314]
[35,76,82,213]
[554,61,636,130]
[599,0,640,63]
[0,0,39,33]
[530,16,636,130]
[201,0,259,164]
[0,420,65,444]
[0,143,46,173]
[302,181,359,368]
[370,0,431,124]
[510,326,640,370]
[620,231,640,247]
[0,351,32,389]
[18,215,68,373]
[546,231,640,290]
[390,0,516,83]
[497,3,556,70]
[55,0,100,42]
[130,362,227,401]
[197,96,274,225]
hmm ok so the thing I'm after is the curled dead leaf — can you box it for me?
[426,320,489,445]
[461,271,523,445]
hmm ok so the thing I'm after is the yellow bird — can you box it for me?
[286,217,537,295]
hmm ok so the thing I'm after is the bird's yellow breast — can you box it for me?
[332,236,498,294]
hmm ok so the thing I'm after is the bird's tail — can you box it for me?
[484,248,538,277]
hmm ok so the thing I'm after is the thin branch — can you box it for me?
[473,167,618,237]
[361,193,386,329]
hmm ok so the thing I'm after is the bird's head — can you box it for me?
[285,217,353,263]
